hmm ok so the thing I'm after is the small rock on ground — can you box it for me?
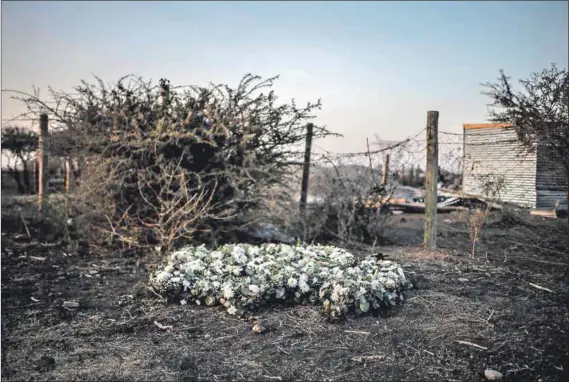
[484,369,503,380]
[252,322,265,334]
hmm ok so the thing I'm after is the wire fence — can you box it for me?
[2,110,566,262]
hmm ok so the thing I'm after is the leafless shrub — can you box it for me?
[301,143,394,246]
[464,174,507,258]
[6,74,338,251]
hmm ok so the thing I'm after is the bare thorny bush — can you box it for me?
[7,74,337,252]
[301,145,394,247]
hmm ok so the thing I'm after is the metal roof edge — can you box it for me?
[463,123,514,130]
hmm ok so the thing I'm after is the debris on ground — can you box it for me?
[251,322,265,334]
[61,301,80,310]
[484,369,503,380]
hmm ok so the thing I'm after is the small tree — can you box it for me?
[1,126,38,194]
[482,64,568,212]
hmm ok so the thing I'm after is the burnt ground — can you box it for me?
[1,195,569,381]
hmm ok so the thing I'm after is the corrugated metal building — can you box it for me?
[462,123,567,209]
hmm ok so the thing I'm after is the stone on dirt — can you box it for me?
[62,301,80,309]
[484,369,503,380]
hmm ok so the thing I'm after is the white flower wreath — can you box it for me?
[149,243,411,317]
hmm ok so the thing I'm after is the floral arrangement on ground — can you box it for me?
[149,243,411,317]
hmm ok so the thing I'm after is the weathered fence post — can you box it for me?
[424,111,439,250]
[300,123,314,217]
[37,113,49,214]
[64,157,72,193]
[381,154,390,185]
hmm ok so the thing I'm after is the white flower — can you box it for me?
[330,284,348,303]
[299,280,311,293]
[222,284,234,299]
[180,299,187,305]
[232,246,248,264]
[227,305,238,315]
[248,284,261,295]
[384,279,396,289]
[211,251,224,260]
[155,271,172,284]
[287,277,298,288]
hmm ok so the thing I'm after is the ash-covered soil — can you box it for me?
[2,197,568,381]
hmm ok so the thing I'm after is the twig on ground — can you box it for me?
[29,256,47,261]
[154,321,173,330]
[406,345,421,354]
[351,355,384,363]
[527,282,554,294]
[19,209,31,239]
[143,283,166,302]
[344,330,371,335]
[276,346,291,355]
[456,340,488,350]
[486,309,495,322]
[262,376,282,381]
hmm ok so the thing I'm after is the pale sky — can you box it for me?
[2,1,568,158]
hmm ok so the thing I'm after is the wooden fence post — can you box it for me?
[64,157,71,193]
[424,111,439,250]
[381,154,390,185]
[299,123,314,217]
[37,113,49,213]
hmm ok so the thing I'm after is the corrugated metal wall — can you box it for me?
[536,145,568,209]
[462,126,537,208]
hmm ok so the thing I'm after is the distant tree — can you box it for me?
[482,64,568,209]
[1,126,38,193]
[407,165,415,186]
[398,165,407,186]
[414,166,424,188]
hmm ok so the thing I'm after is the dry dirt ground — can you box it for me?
[1,196,569,381]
